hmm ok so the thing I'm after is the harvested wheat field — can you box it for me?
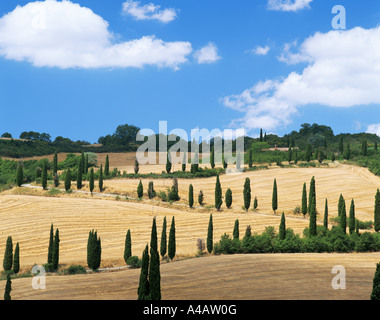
[11,253,380,300]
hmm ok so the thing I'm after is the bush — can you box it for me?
[43,263,56,273]
[355,232,379,252]
[126,256,142,269]
[64,265,87,275]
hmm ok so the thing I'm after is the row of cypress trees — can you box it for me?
[47,224,60,270]
[3,236,20,274]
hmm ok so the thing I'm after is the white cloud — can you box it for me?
[194,43,221,64]
[267,0,313,12]
[222,26,380,132]
[252,45,270,56]
[122,0,177,23]
[0,0,191,69]
[367,124,380,137]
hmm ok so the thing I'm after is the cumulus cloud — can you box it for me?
[252,45,270,56]
[194,43,221,64]
[0,0,191,69]
[267,0,313,12]
[367,124,380,137]
[222,26,380,132]
[122,0,177,23]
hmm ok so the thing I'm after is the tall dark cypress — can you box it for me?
[89,168,94,194]
[260,129,263,142]
[53,151,58,175]
[77,158,83,190]
[248,149,253,169]
[3,236,13,271]
[137,180,143,199]
[189,184,194,208]
[149,218,161,300]
[309,196,317,237]
[124,230,132,264]
[302,183,307,217]
[42,160,48,190]
[134,158,140,174]
[340,199,347,234]
[338,194,345,217]
[16,163,23,187]
[272,178,278,214]
[225,188,232,209]
[52,229,60,271]
[168,217,176,261]
[371,263,380,300]
[87,230,101,271]
[166,152,172,174]
[243,178,251,212]
[349,199,356,235]
[210,146,215,169]
[279,212,286,240]
[215,175,222,211]
[65,169,71,191]
[138,245,150,300]
[104,155,110,177]
[308,177,316,214]
[207,214,213,254]
[84,154,89,174]
[4,274,11,301]
[375,189,380,232]
[13,242,20,274]
[233,219,239,240]
[99,164,103,192]
[47,223,54,264]
[324,199,329,230]
[288,147,292,164]
[160,217,167,260]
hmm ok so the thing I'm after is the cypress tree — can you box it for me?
[260,129,263,142]
[168,217,176,261]
[138,245,150,300]
[84,154,89,174]
[272,178,278,214]
[124,230,132,264]
[137,180,143,199]
[294,148,298,165]
[207,214,213,254]
[148,181,155,199]
[243,178,251,212]
[89,168,94,194]
[134,158,140,174]
[53,151,58,175]
[16,164,23,187]
[309,196,317,237]
[182,152,187,172]
[371,263,380,300]
[225,188,232,209]
[3,236,13,271]
[210,146,215,169]
[338,194,345,217]
[288,147,292,164]
[53,172,59,188]
[77,160,83,190]
[324,199,329,230]
[87,230,101,271]
[223,158,228,170]
[279,213,286,240]
[52,229,60,271]
[302,183,307,218]
[344,143,351,160]
[4,274,11,301]
[362,140,368,156]
[308,177,316,214]
[264,132,267,142]
[99,164,103,192]
[13,242,19,274]
[248,149,253,169]
[254,197,258,210]
[339,136,344,154]
[215,174,222,211]
[166,153,172,174]
[244,225,252,239]
[355,219,360,235]
[188,184,194,208]
[104,155,110,177]
[47,224,54,264]
[349,199,356,235]
[233,219,239,240]
[340,199,347,234]
[375,189,380,232]
[65,169,71,191]
[198,190,204,206]
[42,160,48,190]
[306,144,312,162]
[160,217,167,260]
[149,218,161,300]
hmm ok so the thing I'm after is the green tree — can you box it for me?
[4,274,11,301]
[84,154,89,174]
[53,151,58,175]
[65,169,71,191]
[244,225,252,239]
[104,155,110,177]
[198,190,204,206]
[138,245,150,300]
[324,199,329,230]
[253,197,258,210]
[166,152,172,174]
[149,218,161,300]
[225,188,232,209]
[309,196,317,237]
[42,160,48,190]
[182,152,187,172]
[87,230,101,271]
[371,263,380,300]
[306,144,312,162]
[339,136,344,154]
[124,230,132,264]
[52,229,60,271]
[148,181,155,199]
[375,189,380,232]
[188,184,194,208]
[279,213,286,240]
[77,159,83,190]
[207,214,213,254]
[349,199,356,235]
[215,175,222,211]
[260,129,263,142]
[134,158,140,174]
[308,177,316,214]
[248,149,253,169]
[3,236,13,271]
[288,147,292,164]
[338,194,345,217]
[272,178,278,214]
[16,163,23,187]
[210,146,215,169]
[99,164,103,192]
[302,183,307,218]
[340,198,347,234]
[168,217,176,261]
[53,173,59,188]
[344,143,351,160]
[233,219,239,240]
[160,217,167,260]
[89,168,94,194]
[137,180,143,199]
[13,243,20,274]
[47,224,54,264]
[243,178,251,212]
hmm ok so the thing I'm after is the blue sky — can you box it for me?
[0,0,380,143]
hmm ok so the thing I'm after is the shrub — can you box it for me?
[64,265,87,275]
[126,256,142,269]
[355,232,378,252]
